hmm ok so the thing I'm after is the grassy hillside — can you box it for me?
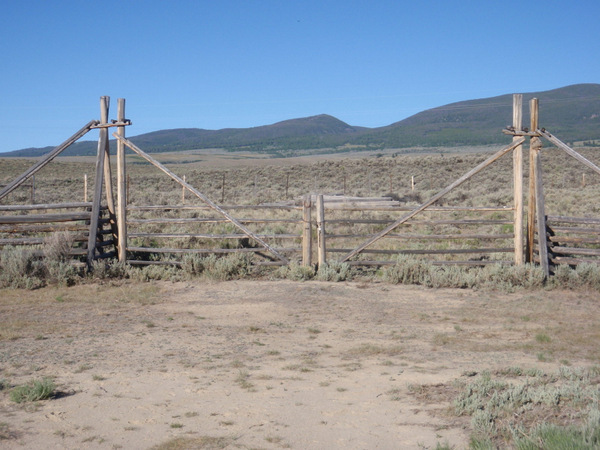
[5,84,600,157]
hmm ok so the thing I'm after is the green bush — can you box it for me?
[10,378,55,403]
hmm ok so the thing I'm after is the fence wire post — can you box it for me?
[316,194,326,267]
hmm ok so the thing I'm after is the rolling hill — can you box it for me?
[5,84,600,157]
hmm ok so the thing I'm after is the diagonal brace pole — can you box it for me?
[112,134,289,264]
[341,138,526,262]
[0,120,98,201]
[538,129,600,176]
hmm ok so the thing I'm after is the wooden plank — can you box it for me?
[127,204,300,211]
[302,195,312,266]
[549,226,600,234]
[127,260,182,266]
[127,218,301,225]
[548,235,600,245]
[0,212,91,224]
[549,246,600,257]
[0,120,98,200]
[326,219,513,226]
[340,138,525,262]
[550,256,600,266]
[0,235,87,245]
[547,216,600,225]
[345,260,513,266]
[0,223,89,233]
[539,129,600,177]
[325,233,514,240]
[316,194,326,266]
[327,205,514,212]
[116,98,127,263]
[513,94,524,265]
[128,233,298,239]
[0,202,92,211]
[113,134,289,264]
[328,247,513,255]
[127,246,298,254]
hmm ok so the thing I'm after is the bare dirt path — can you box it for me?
[1,280,598,449]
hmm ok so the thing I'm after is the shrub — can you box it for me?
[315,261,352,282]
[382,255,432,286]
[275,262,315,281]
[9,378,55,403]
[0,246,44,289]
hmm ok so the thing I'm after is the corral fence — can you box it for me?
[1,95,599,277]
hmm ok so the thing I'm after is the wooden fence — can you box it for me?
[1,95,600,277]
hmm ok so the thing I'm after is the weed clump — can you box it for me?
[452,367,600,448]
[382,256,548,291]
[315,261,352,282]
[275,262,315,281]
[181,253,253,281]
[9,378,56,403]
[0,246,44,289]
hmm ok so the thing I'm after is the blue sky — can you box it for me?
[0,0,598,153]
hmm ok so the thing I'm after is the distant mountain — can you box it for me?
[5,84,600,157]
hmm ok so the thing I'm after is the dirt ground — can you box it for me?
[1,280,599,449]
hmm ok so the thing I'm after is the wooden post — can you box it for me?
[411,176,415,191]
[87,97,109,267]
[302,195,312,266]
[182,175,186,204]
[84,174,88,202]
[116,98,127,263]
[512,94,524,265]
[528,98,549,277]
[101,97,117,231]
[527,98,538,264]
[582,173,586,188]
[222,173,226,203]
[285,173,289,199]
[343,174,346,196]
[30,175,35,204]
[316,194,326,267]
[533,145,549,278]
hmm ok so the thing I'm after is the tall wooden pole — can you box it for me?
[512,94,524,265]
[526,99,538,264]
[528,98,549,277]
[116,98,127,263]
[316,194,326,267]
[302,195,312,267]
[87,97,109,266]
[100,97,117,249]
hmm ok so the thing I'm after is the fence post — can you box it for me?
[529,98,549,277]
[84,174,88,202]
[316,194,326,267]
[87,96,109,267]
[116,98,127,263]
[30,175,35,204]
[302,195,312,266]
[512,94,524,265]
[182,175,186,204]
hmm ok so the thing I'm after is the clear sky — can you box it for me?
[1,0,598,153]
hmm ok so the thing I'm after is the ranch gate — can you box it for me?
[1,95,599,277]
